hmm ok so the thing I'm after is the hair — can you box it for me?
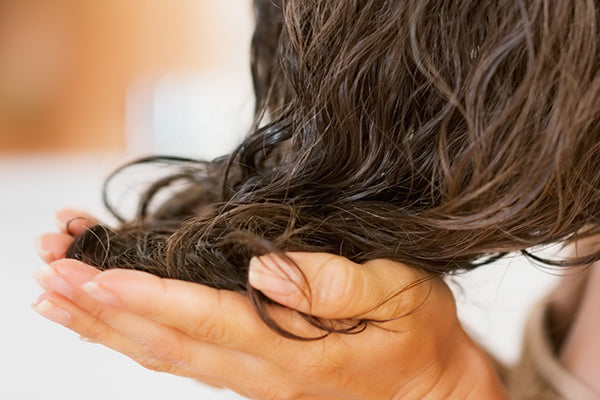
[67,0,600,339]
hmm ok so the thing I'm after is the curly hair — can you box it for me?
[67,0,600,338]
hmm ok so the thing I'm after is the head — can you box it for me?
[68,0,600,337]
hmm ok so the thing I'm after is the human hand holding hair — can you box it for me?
[33,209,508,400]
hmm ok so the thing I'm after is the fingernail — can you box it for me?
[248,255,302,296]
[34,266,73,298]
[32,299,71,325]
[34,236,56,263]
[82,281,120,306]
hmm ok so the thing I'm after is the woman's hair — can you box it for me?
[67,0,600,338]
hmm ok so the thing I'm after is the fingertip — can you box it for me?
[34,265,74,298]
[34,235,56,263]
[50,259,101,287]
[34,232,73,263]
[55,208,98,235]
[90,269,164,300]
[32,298,72,326]
[92,268,157,285]
[55,207,80,227]
[50,257,99,271]
[32,290,53,307]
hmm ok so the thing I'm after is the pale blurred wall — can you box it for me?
[0,0,253,152]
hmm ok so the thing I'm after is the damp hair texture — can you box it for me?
[68,0,600,338]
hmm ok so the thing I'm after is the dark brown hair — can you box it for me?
[67,0,600,338]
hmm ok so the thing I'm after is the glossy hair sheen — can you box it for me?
[67,0,600,338]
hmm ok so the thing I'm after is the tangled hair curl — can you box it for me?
[68,0,600,338]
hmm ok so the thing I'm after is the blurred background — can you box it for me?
[0,0,253,155]
[0,1,562,399]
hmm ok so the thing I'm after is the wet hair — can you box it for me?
[67,0,600,338]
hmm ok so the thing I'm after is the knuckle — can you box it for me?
[138,357,175,374]
[314,256,358,309]
[91,304,117,323]
[80,319,107,342]
[138,334,185,366]
[364,259,432,316]
[401,276,434,311]
[199,318,229,344]
[319,255,351,275]
[378,284,423,321]
[317,260,365,315]
[190,291,231,344]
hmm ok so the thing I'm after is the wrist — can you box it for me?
[433,331,509,400]
[461,345,509,400]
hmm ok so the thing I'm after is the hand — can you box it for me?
[33,209,508,400]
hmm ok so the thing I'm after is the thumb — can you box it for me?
[248,252,433,321]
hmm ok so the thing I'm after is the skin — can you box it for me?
[556,241,600,394]
[33,209,509,400]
